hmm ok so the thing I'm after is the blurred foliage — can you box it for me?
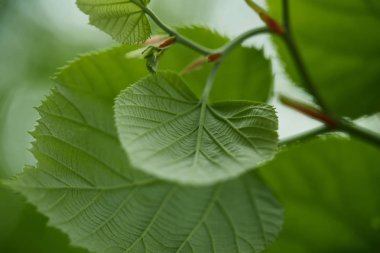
[269,0,380,118]
[0,0,104,177]
[262,138,380,253]
[0,1,101,252]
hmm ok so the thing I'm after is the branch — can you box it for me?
[282,0,290,32]
[337,120,380,148]
[141,0,274,58]
[279,0,380,148]
[221,27,270,56]
[281,35,330,113]
[280,95,380,148]
[198,27,269,101]
[141,0,380,148]
[136,4,213,55]
[179,27,269,76]
[279,95,337,128]
[244,0,284,35]
[280,0,329,113]
[279,127,329,147]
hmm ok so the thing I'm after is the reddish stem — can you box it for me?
[159,36,177,49]
[180,57,208,76]
[207,53,222,62]
[280,96,337,128]
[260,14,285,35]
[180,53,222,76]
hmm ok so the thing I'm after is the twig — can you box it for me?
[279,127,329,146]
[280,95,380,148]
[135,2,213,55]
[280,0,380,148]
[337,120,380,147]
[220,27,270,56]
[279,95,337,128]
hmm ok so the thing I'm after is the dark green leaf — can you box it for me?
[53,45,148,99]
[269,0,380,117]
[261,137,380,253]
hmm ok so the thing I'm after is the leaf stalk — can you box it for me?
[280,95,380,148]
[136,3,213,55]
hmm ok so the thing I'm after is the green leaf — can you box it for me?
[7,47,283,253]
[269,0,380,118]
[115,72,278,185]
[261,138,380,252]
[53,45,148,99]
[76,0,151,44]
[160,27,274,103]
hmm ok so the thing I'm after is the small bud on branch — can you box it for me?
[180,57,208,76]
[144,35,168,46]
[244,0,285,35]
[260,14,285,35]
[207,53,222,63]
[180,53,222,76]
[159,36,177,49]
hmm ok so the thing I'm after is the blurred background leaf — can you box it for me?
[269,0,380,118]
[261,138,380,253]
[0,1,107,252]
[0,0,110,177]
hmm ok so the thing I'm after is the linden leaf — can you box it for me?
[77,0,151,44]
[115,72,278,185]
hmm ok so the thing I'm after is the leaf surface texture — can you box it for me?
[8,47,283,253]
[77,0,151,44]
[115,72,278,185]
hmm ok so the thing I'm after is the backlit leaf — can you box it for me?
[115,72,278,185]
[77,0,151,44]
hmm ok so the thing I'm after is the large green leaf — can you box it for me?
[269,0,380,118]
[115,72,278,185]
[54,45,147,99]
[0,184,88,253]
[160,27,274,103]
[261,138,380,252]
[7,47,283,253]
[76,0,151,44]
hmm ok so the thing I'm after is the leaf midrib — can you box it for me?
[78,0,141,9]
[192,101,208,168]
[175,184,223,252]
[12,179,157,191]
[124,186,178,253]
[126,103,199,145]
